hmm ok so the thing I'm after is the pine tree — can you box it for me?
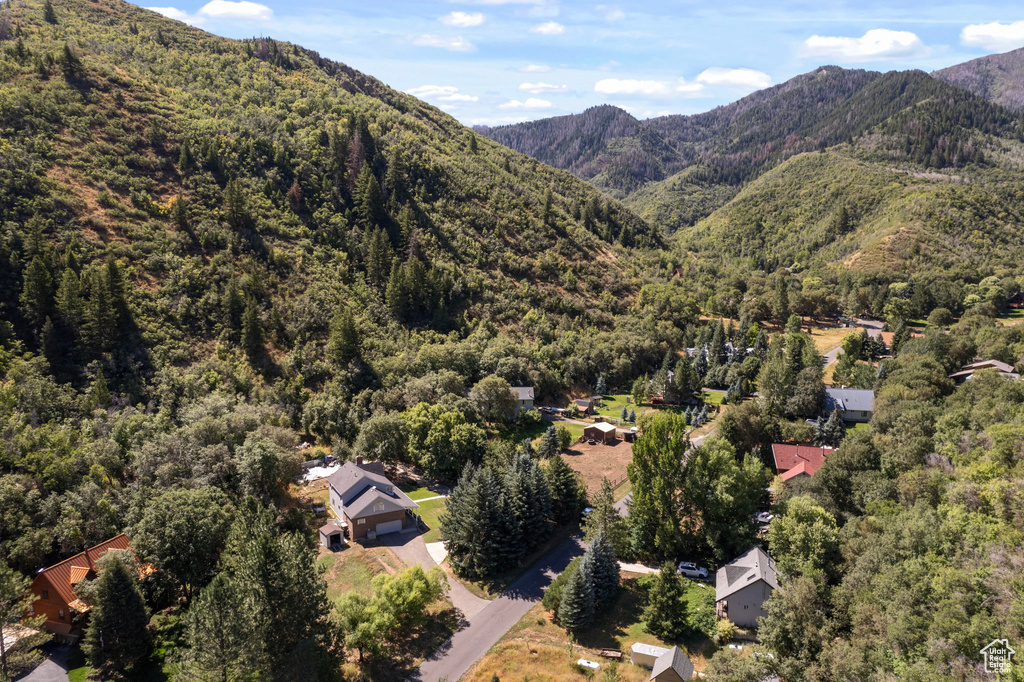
[537,425,560,459]
[441,467,502,580]
[819,409,845,448]
[171,195,189,231]
[547,455,581,524]
[90,370,111,409]
[60,44,82,80]
[1,561,49,679]
[177,573,249,681]
[223,179,250,231]
[354,162,385,230]
[527,457,554,543]
[223,277,244,335]
[40,316,60,366]
[365,227,393,289]
[19,255,53,333]
[540,188,553,226]
[643,563,688,641]
[557,552,595,632]
[83,555,151,675]
[83,268,115,354]
[55,267,83,336]
[43,0,57,24]
[621,405,628,421]
[589,529,619,607]
[327,307,360,365]
[241,297,263,360]
[595,376,607,395]
[385,260,410,320]
[497,458,529,565]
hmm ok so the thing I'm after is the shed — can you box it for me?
[319,523,346,551]
[650,646,695,681]
[575,399,594,414]
[631,642,670,668]
[584,421,617,443]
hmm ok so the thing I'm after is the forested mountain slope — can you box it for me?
[0,0,660,394]
[479,65,1024,232]
[935,46,1024,111]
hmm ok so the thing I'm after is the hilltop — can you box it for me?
[934,46,1024,111]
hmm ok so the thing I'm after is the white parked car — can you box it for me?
[577,659,600,670]
[677,561,709,579]
[754,512,774,524]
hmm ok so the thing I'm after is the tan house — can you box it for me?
[326,458,419,540]
[511,386,535,413]
[29,534,135,642]
[715,547,778,628]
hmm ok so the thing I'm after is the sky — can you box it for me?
[142,0,1024,126]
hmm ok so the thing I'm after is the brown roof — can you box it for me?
[36,534,133,607]
[771,444,833,477]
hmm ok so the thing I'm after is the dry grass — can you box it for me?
[807,324,850,353]
[560,439,634,494]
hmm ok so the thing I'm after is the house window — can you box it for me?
[357,518,365,525]
[59,609,65,621]
[42,589,49,600]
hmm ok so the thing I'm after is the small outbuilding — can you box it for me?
[650,646,695,681]
[319,523,346,551]
[575,398,595,415]
[584,421,617,443]
[631,643,670,668]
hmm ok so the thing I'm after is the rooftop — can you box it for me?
[716,546,778,602]
[511,386,535,401]
[771,444,833,477]
[35,534,134,609]
[326,460,418,519]
[824,387,874,413]
[651,646,694,681]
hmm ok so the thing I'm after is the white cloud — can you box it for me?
[676,79,706,96]
[530,21,565,35]
[146,5,207,26]
[696,67,771,90]
[442,11,485,27]
[596,5,625,21]
[519,81,568,93]
[595,78,670,96]
[802,29,926,61]
[406,85,480,103]
[499,98,555,109]
[961,21,1024,52]
[413,34,476,51]
[197,0,272,20]
[520,64,552,73]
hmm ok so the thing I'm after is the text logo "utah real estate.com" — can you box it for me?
[981,639,1015,674]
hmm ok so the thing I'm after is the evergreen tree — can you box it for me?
[497,457,530,565]
[177,574,248,681]
[643,563,688,641]
[354,162,385,230]
[817,409,845,448]
[547,454,582,524]
[19,255,53,333]
[223,179,250,231]
[43,0,57,23]
[441,467,502,580]
[82,268,115,354]
[385,260,410,320]
[55,267,83,336]
[628,408,636,423]
[83,555,151,675]
[171,195,189,231]
[537,425,560,459]
[223,277,244,334]
[60,44,83,80]
[581,478,628,559]
[1,561,49,679]
[589,529,619,607]
[557,552,595,632]
[40,316,60,366]
[327,307,360,365]
[241,297,263,359]
[365,227,393,289]
[90,370,111,409]
[595,376,607,395]
[621,405,628,421]
[540,187,553,226]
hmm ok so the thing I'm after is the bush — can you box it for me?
[542,557,581,613]
[713,618,735,645]
[518,408,542,426]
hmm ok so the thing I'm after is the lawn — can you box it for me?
[317,542,404,604]
[845,421,871,434]
[399,483,443,501]
[701,389,726,406]
[416,497,447,543]
[592,393,636,420]
[466,573,718,681]
[806,324,851,353]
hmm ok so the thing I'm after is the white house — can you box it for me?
[511,386,534,413]
[715,547,778,628]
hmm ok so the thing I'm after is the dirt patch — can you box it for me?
[561,439,634,494]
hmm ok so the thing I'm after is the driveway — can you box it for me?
[381,533,489,619]
[17,643,71,682]
[408,534,586,682]
[822,345,843,366]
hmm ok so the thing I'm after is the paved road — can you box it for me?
[19,644,71,682]
[822,345,842,366]
[408,535,586,682]
[381,533,490,619]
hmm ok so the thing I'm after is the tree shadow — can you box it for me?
[367,604,462,681]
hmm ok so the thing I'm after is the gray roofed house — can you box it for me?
[649,646,695,682]
[824,387,874,423]
[511,386,535,413]
[715,547,778,628]
[326,458,418,541]
[949,359,1020,384]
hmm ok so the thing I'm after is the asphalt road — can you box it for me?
[19,643,71,682]
[408,534,586,682]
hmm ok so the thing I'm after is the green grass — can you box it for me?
[702,390,727,406]
[318,548,379,603]
[592,393,636,420]
[399,483,441,501]
[495,420,550,445]
[416,497,447,543]
[845,421,871,434]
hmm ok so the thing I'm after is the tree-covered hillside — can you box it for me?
[935,46,1024,112]
[479,65,1024,233]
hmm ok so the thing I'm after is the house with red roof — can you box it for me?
[770,444,834,481]
[28,534,136,642]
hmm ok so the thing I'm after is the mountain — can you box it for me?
[0,0,660,393]
[478,65,1024,231]
[934,47,1024,112]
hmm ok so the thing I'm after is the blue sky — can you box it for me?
[144,0,1024,125]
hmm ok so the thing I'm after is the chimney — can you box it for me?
[355,455,363,466]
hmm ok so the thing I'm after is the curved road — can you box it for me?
[408,534,586,682]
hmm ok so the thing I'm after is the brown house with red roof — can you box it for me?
[771,444,834,482]
[28,534,135,641]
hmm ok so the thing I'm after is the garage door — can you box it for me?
[375,520,403,536]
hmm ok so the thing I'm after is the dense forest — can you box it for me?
[3,0,1024,680]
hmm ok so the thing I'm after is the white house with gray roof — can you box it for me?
[326,458,418,540]
[511,386,534,414]
[824,387,874,423]
[715,547,778,628]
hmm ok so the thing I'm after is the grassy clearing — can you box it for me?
[845,421,871,434]
[701,389,726,406]
[467,574,718,681]
[317,542,404,605]
[416,497,447,543]
[807,324,851,353]
[496,420,550,444]
[592,394,636,420]
[399,483,440,501]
